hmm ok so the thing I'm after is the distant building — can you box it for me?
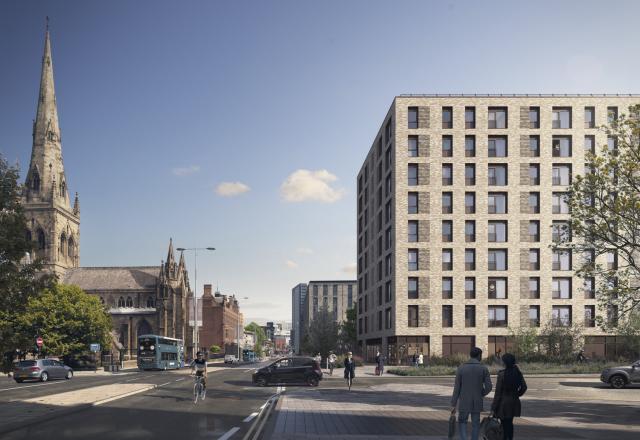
[291,283,308,354]
[195,284,243,355]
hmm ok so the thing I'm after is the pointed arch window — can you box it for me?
[68,237,75,259]
[32,172,40,192]
[37,229,46,250]
[118,297,125,307]
[126,297,133,307]
[60,180,66,197]
[59,234,66,257]
[146,297,154,308]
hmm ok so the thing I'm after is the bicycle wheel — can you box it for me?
[194,382,201,403]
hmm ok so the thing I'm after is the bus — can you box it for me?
[137,335,184,370]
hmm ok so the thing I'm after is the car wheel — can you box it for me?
[40,372,49,382]
[15,379,23,383]
[306,376,319,387]
[66,370,73,380]
[255,376,268,387]
[610,375,627,389]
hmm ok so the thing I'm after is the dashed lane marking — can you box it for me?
[175,378,185,382]
[243,412,259,423]
[158,381,172,387]
[0,381,66,392]
[218,426,240,440]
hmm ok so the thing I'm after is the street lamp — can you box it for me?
[176,246,215,358]
[236,296,249,362]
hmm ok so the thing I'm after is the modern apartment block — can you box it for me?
[291,283,308,354]
[357,94,639,363]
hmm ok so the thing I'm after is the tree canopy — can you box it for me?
[245,321,266,357]
[303,306,339,357]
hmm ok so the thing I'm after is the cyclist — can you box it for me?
[191,351,208,398]
[344,351,356,390]
[328,351,337,376]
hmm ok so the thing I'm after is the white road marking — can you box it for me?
[0,381,65,392]
[158,381,172,387]
[244,368,254,372]
[218,426,240,440]
[243,412,259,423]
[541,388,558,391]
[124,377,140,382]
[175,377,185,382]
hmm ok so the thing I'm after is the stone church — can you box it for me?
[21,26,193,358]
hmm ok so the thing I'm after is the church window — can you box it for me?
[60,180,66,197]
[68,238,75,259]
[146,297,154,308]
[37,229,46,250]
[126,297,133,307]
[59,234,66,257]
[32,172,40,192]
[118,297,125,307]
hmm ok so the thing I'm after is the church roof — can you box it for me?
[63,266,159,291]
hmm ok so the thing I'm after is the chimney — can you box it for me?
[204,284,212,296]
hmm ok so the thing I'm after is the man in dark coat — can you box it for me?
[491,353,527,440]
[450,347,492,440]
[375,351,384,375]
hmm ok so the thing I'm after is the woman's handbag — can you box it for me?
[479,416,503,440]
[447,413,456,439]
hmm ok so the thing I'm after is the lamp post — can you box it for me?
[236,296,249,362]
[176,246,215,358]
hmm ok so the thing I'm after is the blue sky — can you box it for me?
[1,0,639,323]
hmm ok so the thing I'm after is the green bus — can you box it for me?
[137,335,184,370]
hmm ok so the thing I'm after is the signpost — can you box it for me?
[90,343,101,372]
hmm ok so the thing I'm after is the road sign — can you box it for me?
[36,337,43,348]
[90,343,101,352]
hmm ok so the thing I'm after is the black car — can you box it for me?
[252,356,322,387]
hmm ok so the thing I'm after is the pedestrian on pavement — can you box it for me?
[375,351,384,375]
[418,352,424,368]
[491,353,527,440]
[450,347,493,440]
[412,352,418,367]
[328,351,337,376]
[344,351,356,390]
[315,353,321,365]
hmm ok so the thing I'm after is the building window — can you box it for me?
[348,285,353,305]
[386,174,392,196]
[385,281,392,302]
[146,297,154,308]
[465,136,476,157]
[465,249,476,271]
[488,107,508,129]
[488,249,507,271]
[552,192,570,214]
[442,135,453,157]
[488,136,508,157]
[528,249,540,270]
[442,249,453,271]
[385,227,392,250]
[465,107,476,129]
[552,277,572,298]
[528,221,540,242]
[488,306,508,327]
[408,220,419,243]
[385,254,392,276]
[607,304,619,327]
[607,136,618,153]
[488,164,508,185]
[529,192,540,214]
[607,106,618,123]
[442,164,453,185]
[529,164,540,185]
[529,135,540,157]
[465,277,476,299]
[408,192,418,214]
[408,249,418,271]
[488,221,507,243]
[529,277,540,299]
[607,251,618,270]
[552,107,572,129]
[529,107,540,129]
[552,221,571,243]
[488,277,507,299]
[442,305,453,327]
[584,107,595,128]
[442,192,453,214]
[408,305,419,327]
[488,192,508,214]
[552,306,572,327]
[442,277,453,299]
[385,201,392,223]
[465,220,476,243]
[465,192,476,214]
[408,277,419,299]
[552,164,572,186]
[442,220,453,242]
[465,164,476,186]
[584,305,596,327]
[584,135,595,154]
[583,278,595,299]
[118,296,125,307]
[408,164,418,186]
[126,297,133,307]
[37,229,46,250]
[465,305,476,327]
[529,306,540,327]
[552,136,572,157]
[408,136,418,157]
[442,107,453,129]
[408,107,418,129]
[385,307,392,329]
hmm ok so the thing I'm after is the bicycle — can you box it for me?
[193,375,206,403]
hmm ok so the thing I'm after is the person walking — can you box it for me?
[328,351,337,376]
[375,351,384,375]
[412,352,418,367]
[418,352,424,368]
[450,347,493,440]
[344,351,356,389]
[491,353,527,440]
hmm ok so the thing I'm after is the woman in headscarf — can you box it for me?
[490,353,527,440]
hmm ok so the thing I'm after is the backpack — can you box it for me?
[479,416,503,440]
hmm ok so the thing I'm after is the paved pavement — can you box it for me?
[265,371,640,440]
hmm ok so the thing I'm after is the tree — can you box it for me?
[0,155,54,370]
[245,322,266,358]
[508,326,540,362]
[558,104,640,327]
[338,307,357,353]
[17,284,112,356]
[209,345,221,354]
[539,320,583,363]
[303,306,338,358]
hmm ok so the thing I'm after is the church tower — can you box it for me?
[22,22,80,277]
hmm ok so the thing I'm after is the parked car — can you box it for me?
[600,360,640,388]
[252,356,322,387]
[224,354,239,364]
[13,359,74,383]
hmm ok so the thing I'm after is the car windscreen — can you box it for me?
[138,337,156,355]
[17,360,37,367]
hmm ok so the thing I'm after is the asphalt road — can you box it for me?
[1,363,277,440]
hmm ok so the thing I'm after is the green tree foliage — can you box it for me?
[0,155,54,367]
[539,320,584,363]
[245,322,266,357]
[209,344,221,354]
[338,307,357,353]
[303,306,338,358]
[558,104,640,326]
[507,327,540,362]
[17,284,112,356]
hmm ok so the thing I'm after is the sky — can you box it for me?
[1,0,639,324]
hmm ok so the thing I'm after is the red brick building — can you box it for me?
[198,285,243,354]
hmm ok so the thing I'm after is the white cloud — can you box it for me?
[296,247,314,255]
[285,260,299,269]
[280,169,345,203]
[215,181,251,197]
[172,165,200,176]
[342,262,357,275]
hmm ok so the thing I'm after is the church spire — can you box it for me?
[34,20,61,149]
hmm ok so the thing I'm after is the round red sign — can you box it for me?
[36,337,43,347]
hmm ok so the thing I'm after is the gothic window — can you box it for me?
[59,234,66,257]
[118,297,125,307]
[99,297,105,304]
[126,297,133,307]
[146,297,154,308]
[60,180,66,197]
[68,237,75,259]
[37,229,46,250]
[32,172,40,192]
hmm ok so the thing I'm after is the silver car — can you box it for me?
[600,360,640,389]
[13,359,74,383]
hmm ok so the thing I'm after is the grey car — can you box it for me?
[600,360,640,389]
[13,359,74,383]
